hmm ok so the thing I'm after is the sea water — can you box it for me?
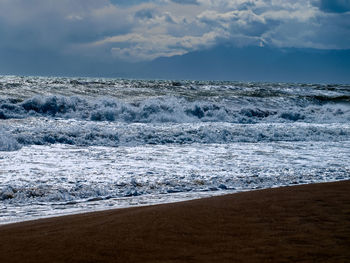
[0,76,349,224]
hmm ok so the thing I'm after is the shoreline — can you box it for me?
[2,180,347,226]
[0,188,235,226]
[1,180,350,262]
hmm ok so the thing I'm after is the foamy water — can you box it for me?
[1,76,349,224]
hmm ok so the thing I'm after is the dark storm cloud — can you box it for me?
[0,0,349,64]
[170,0,199,5]
[0,0,349,83]
[109,0,154,6]
[135,8,155,19]
[0,0,132,55]
[317,0,350,13]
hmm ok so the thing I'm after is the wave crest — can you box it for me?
[1,95,349,124]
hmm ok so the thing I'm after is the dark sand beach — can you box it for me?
[1,180,350,263]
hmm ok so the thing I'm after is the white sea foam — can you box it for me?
[1,141,349,224]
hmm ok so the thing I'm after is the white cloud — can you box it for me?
[90,30,226,61]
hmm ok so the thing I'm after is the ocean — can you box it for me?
[1,75,349,224]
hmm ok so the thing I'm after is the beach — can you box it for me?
[1,180,349,262]
[1,1,349,262]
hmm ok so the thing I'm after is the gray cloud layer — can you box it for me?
[0,0,349,61]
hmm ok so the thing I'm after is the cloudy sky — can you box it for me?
[0,0,349,82]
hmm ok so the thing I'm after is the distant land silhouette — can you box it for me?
[1,45,349,83]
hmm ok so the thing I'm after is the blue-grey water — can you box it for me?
[1,75,350,224]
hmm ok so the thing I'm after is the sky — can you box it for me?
[0,0,349,83]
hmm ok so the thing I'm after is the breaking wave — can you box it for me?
[5,121,350,149]
[1,77,349,150]
[0,129,21,151]
[0,95,349,124]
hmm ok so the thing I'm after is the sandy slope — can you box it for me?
[1,181,349,263]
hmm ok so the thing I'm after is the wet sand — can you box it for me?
[1,180,350,263]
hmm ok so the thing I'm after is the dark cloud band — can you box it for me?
[317,0,350,13]
[170,0,199,5]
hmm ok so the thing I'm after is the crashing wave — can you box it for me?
[6,121,350,148]
[0,129,21,151]
[0,95,349,124]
